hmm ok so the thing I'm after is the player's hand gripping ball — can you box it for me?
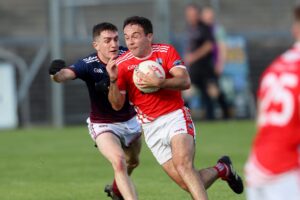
[133,60,165,93]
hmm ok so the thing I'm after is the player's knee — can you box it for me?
[111,155,127,172]
[173,163,194,191]
[174,161,193,175]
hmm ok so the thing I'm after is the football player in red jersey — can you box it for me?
[49,22,141,200]
[245,4,300,200]
[106,16,243,199]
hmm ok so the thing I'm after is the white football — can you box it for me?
[133,60,165,93]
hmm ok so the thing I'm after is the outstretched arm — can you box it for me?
[49,59,76,83]
[106,57,126,111]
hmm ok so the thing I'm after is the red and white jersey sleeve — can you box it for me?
[116,44,185,123]
[250,42,300,176]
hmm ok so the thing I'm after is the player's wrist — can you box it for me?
[110,78,118,83]
[156,78,165,88]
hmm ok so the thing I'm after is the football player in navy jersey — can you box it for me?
[49,22,141,200]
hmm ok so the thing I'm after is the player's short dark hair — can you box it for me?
[123,16,153,35]
[294,3,300,21]
[92,22,118,39]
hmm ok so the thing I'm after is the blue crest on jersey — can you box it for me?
[173,59,183,66]
[156,58,163,65]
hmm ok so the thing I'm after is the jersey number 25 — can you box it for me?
[258,72,298,127]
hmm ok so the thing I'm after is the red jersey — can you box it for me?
[116,44,185,123]
[252,42,300,174]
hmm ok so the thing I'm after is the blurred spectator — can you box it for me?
[184,3,230,120]
[201,6,227,77]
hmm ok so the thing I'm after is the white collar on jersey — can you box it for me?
[133,49,153,60]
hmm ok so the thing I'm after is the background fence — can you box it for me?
[0,0,295,127]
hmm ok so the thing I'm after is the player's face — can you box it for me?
[124,24,153,58]
[93,30,119,63]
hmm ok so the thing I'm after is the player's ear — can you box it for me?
[92,41,98,50]
[146,33,153,42]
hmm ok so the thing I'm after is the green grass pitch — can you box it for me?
[0,120,255,200]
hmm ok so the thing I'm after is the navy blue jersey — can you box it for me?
[69,46,136,123]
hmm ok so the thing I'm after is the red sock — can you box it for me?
[112,179,122,197]
[214,162,229,179]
